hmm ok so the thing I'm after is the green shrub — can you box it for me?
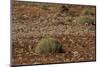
[82,8,94,15]
[35,38,63,54]
[76,16,95,25]
[41,5,48,10]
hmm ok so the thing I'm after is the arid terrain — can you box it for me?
[12,1,96,65]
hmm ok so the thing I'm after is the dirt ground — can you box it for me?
[12,1,96,65]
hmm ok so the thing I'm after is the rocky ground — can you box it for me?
[12,1,96,65]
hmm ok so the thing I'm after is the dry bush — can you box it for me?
[35,38,64,54]
[81,8,95,16]
[75,16,95,25]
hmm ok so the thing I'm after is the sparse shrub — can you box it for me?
[76,16,95,25]
[81,8,95,15]
[35,38,63,54]
[41,5,48,10]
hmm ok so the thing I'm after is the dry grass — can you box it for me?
[12,1,96,65]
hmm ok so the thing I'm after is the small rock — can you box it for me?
[72,51,79,56]
[33,62,40,64]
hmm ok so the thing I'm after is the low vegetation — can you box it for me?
[35,38,63,53]
[76,16,95,25]
[12,1,96,65]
